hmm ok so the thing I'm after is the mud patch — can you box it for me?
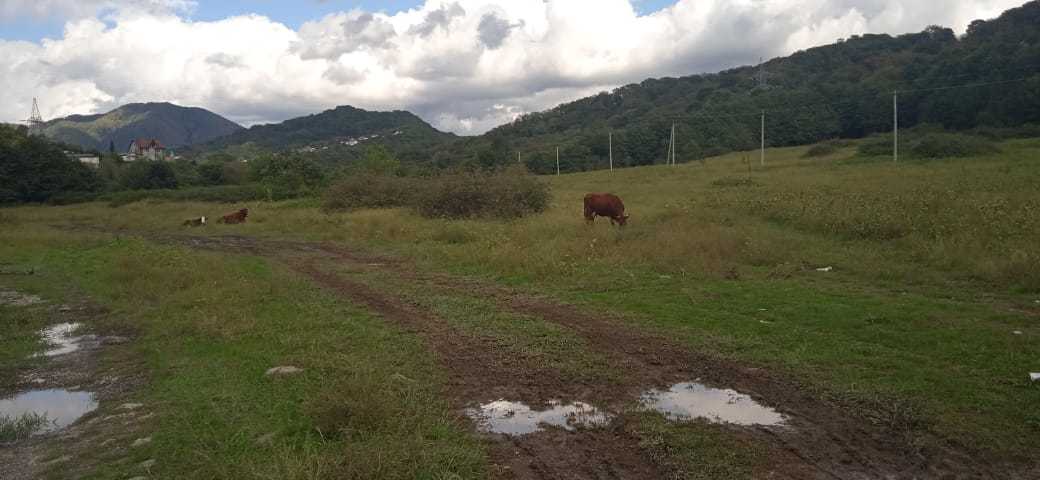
[0,290,43,307]
[466,400,612,435]
[0,389,98,434]
[640,382,785,426]
[36,323,87,357]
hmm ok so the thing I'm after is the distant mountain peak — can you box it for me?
[42,103,243,151]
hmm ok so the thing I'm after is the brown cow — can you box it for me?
[182,216,207,227]
[217,208,249,225]
[583,193,629,226]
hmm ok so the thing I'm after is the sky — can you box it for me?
[0,0,1026,134]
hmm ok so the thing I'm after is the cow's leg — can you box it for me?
[584,206,595,225]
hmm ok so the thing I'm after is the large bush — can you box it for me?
[322,174,416,211]
[323,168,550,220]
[413,170,549,219]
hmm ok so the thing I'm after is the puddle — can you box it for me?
[466,400,612,435]
[0,389,98,434]
[640,382,786,426]
[36,323,86,357]
[0,290,43,307]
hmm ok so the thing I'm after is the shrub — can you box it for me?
[322,174,416,212]
[906,133,999,158]
[323,169,551,220]
[414,169,550,219]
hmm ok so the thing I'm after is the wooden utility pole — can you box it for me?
[556,147,560,176]
[608,132,613,172]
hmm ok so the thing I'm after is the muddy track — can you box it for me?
[0,293,150,480]
[65,228,1029,479]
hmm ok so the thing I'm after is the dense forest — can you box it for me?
[462,0,1040,173]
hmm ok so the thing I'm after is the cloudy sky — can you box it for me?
[0,0,1024,134]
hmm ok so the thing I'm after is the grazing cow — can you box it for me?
[182,216,207,227]
[583,193,629,226]
[218,208,249,225]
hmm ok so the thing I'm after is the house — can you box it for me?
[125,139,170,161]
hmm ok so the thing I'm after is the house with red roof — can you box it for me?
[125,139,171,161]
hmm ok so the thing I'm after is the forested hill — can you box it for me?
[41,102,243,152]
[473,0,1040,174]
[193,105,455,161]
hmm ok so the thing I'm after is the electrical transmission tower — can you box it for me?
[25,98,44,136]
[753,57,771,91]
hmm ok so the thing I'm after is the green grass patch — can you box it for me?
[0,227,488,479]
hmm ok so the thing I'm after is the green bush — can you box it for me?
[323,169,551,220]
[322,174,416,212]
[414,169,550,219]
[906,133,999,158]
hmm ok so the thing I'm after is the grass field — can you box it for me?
[2,138,1039,478]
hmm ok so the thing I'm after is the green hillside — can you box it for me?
[461,0,1040,173]
[191,105,456,165]
[41,102,243,152]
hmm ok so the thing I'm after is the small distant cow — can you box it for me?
[217,208,249,225]
[182,216,207,227]
[583,193,629,226]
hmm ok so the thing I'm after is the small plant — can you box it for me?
[0,412,51,442]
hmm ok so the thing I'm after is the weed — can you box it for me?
[0,412,51,442]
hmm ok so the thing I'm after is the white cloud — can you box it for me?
[0,0,1027,134]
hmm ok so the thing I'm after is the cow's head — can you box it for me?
[619,214,630,226]
[201,216,207,224]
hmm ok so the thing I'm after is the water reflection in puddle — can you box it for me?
[467,400,612,435]
[0,389,98,434]
[36,323,85,357]
[641,382,785,426]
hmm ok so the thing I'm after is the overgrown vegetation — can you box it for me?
[323,167,550,219]
[0,124,101,204]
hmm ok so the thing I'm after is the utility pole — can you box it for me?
[556,147,560,176]
[517,151,521,164]
[608,132,613,172]
[760,110,765,167]
[893,91,899,163]
[671,122,676,165]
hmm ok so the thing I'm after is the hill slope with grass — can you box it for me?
[457,0,1040,173]
[41,102,244,152]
